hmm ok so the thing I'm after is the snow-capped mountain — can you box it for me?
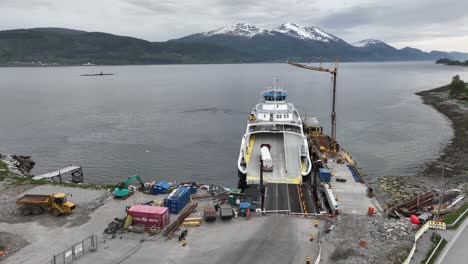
[352,39,389,47]
[177,22,343,43]
[171,23,466,62]
[271,23,339,42]
[202,23,270,38]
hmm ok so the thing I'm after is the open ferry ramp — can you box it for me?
[264,183,318,214]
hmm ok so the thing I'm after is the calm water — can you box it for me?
[1,62,467,185]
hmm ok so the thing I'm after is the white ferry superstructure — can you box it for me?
[237,86,312,187]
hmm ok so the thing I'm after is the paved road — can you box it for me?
[264,183,316,214]
[436,218,468,264]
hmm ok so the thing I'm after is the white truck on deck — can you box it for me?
[261,144,273,172]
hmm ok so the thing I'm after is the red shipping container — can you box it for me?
[128,205,170,228]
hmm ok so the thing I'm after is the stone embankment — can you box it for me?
[375,85,467,206]
[0,153,35,176]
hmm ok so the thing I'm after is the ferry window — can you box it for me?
[276,115,281,119]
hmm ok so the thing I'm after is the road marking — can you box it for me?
[275,183,279,215]
[436,217,468,264]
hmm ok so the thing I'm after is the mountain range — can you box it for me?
[1,23,467,65]
[172,23,468,62]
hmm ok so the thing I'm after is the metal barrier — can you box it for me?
[51,234,97,264]
[424,238,444,264]
[314,243,321,264]
[402,222,430,264]
[401,207,466,263]
[447,208,467,228]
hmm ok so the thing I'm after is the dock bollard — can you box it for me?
[306,255,311,264]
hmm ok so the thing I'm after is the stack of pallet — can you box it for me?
[183,217,202,227]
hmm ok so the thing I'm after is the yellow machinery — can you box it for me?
[16,193,76,216]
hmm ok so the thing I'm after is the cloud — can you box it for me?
[319,0,468,42]
[0,0,467,52]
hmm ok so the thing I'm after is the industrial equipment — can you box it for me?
[16,193,76,216]
[114,175,144,199]
[288,60,339,151]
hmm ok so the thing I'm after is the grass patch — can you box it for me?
[443,202,468,229]
[11,176,114,190]
[0,160,11,181]
[421,234,448,264]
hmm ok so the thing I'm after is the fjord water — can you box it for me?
[0,62,466,185]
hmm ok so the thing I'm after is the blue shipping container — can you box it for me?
[164,187,190,214]
[319,168,331,183]
[152,181,172,195]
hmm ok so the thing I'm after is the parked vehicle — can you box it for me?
[114,175,145,199]
[260,144,273,172]
[16,193,75,216]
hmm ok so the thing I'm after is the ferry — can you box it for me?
[237,82,312,188]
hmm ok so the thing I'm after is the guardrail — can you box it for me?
[424,238,444,264]
[314,243,321,264]
[446,208,467,228]
[401,207,467,263]
[402,222,430,264]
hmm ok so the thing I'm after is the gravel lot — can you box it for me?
[320,215,415,264]
[0,183,110,226]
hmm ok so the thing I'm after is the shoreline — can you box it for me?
[415,85,468,179]
[375,84,467,206]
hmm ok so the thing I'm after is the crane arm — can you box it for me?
[287,60,338,151]
[287,61,336,74]
[124,175,143,188]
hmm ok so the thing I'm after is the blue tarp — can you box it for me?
[347,165,361,182]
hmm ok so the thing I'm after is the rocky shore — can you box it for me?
[416,85,468,179]
[375,85,467,206]
[0,153,35,177]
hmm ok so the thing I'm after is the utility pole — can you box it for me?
[331,66,337,144]
[435,166,452,221]
[433,165,452,239]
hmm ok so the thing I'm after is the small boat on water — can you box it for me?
[80,72,114,76]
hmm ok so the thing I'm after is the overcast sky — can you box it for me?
[1,0,467,52]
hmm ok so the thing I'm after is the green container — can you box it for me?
[229,188,242,206]
[240,208,246,217]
